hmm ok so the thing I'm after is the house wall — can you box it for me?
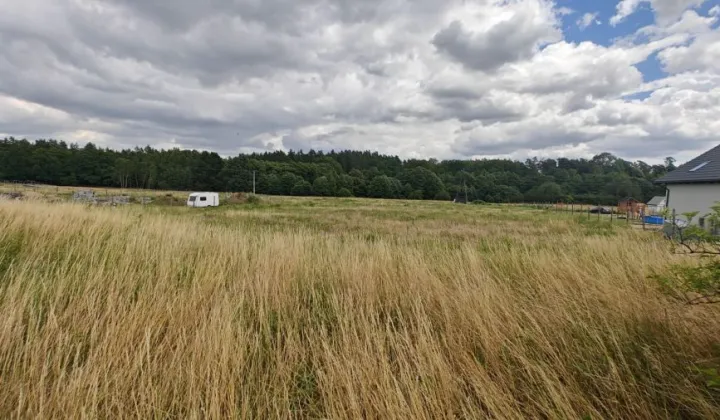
[647,204,665,214]
[666,184,720,223]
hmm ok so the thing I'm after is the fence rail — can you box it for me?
[520,201,666,231]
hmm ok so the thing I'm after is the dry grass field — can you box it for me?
[1,195,719,419]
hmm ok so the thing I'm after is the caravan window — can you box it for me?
[189,196,197,202]
[200,196,207,202]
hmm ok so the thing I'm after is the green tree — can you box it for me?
[488,185,523,203]
[408,190,423,200]
[368,176,393,198]
[312,176,334,196]
[280,172,302,195]
[262,173,283,195]
[0,137,678,205]
[400,167,444,199]
[434,190,451,201]
[527,182,565,202]
[291,180,312,196]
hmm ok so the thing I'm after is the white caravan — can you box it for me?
[187,192,220,208]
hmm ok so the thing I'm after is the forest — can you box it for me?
[0,137,675,204]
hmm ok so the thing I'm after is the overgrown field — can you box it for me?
[0,197,719,419]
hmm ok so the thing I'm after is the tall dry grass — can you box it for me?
[0,200,719,419]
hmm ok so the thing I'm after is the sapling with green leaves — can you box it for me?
[658,203,720,304]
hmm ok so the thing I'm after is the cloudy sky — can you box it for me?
[0,0,719,163]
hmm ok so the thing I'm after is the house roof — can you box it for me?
[647,196,666,206]
[655,144,720,184]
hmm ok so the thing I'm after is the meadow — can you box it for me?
[0,192,719,419]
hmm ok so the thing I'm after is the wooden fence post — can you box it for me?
[642,209,646,230]
[671,209,676,237]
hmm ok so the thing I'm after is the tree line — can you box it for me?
[0,137,675,204]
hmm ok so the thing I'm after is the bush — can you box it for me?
[653,259,720,304]
[336,188,353,197]
[246,194,262,205]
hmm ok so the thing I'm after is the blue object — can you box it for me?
[643,216,664,225]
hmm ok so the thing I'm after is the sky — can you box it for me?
[0,0,719,164]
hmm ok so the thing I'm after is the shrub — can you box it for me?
[653,258,720,304]
[246,194,262,205]
[336,188,353,197]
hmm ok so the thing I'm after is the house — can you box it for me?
[618,197,646,218]
[187,192,220,208]
[655,144,720,226]
[646,196,667,214]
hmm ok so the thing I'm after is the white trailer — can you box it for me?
[187,192,220,208]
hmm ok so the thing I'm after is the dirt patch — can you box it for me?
[226,193,250,204]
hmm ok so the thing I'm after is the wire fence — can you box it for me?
[520,201,667,231]
[0,182,676,233]
[0,182,191,206]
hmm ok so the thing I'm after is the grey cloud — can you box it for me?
[451,122,601,156]
[281,127,358,151]
[563,93,596,113]
[432,97,527,123]
[432,11,559,72]
[103,0,446,33]
[427,87,482,101]
[0,0,718,162]
[426,86,529,123]
[594,106,652,127]
[66,12,314,86]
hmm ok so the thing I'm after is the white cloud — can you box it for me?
[556,6,574,16]
[659,30,720,74]
[0,0,718,163]
[577,12,599,30]
[611,0,708,26]
[610,0,645,26]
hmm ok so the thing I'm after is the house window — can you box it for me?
[689,161,710,172]
[699,217,705,228]
[200,196,207,202]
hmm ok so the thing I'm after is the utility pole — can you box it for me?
[252,171,256,195]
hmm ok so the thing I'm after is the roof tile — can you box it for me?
[655,144,720,184]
